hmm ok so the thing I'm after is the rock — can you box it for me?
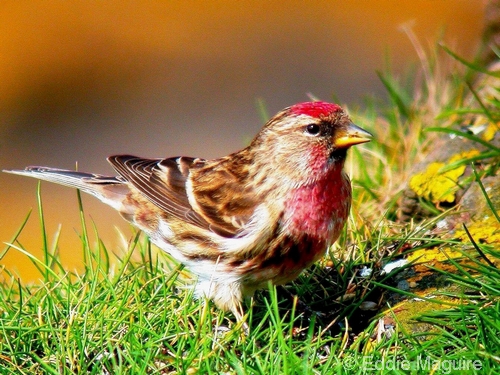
[397,61,500,223]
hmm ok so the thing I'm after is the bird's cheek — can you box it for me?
[306,144,330,173]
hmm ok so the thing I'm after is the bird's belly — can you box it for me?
[237,232,328,292]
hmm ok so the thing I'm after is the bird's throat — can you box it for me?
[329,148,347,163]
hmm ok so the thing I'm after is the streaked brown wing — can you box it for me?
[107,154,239,237]
[189,155,259,236]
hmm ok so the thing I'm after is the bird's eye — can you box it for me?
[305,124,321,135]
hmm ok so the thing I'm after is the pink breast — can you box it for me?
[283,169,351,244]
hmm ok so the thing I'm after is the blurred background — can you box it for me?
[0,1,486,282]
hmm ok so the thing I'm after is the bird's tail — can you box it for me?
[4,167,130,212]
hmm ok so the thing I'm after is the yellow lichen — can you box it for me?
[483,122,499,142]
[409,150,480,204]
[406,247,464,264]
[455,216,500,245]
[470,115,499,142]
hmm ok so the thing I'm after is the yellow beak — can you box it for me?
[335,123,372,148]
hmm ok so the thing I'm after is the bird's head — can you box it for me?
[250,101,372,185]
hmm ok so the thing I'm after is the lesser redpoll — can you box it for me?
[5,101,372,322]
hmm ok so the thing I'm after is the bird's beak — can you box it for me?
[335,123,372,148]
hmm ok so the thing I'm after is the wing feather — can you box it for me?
[109,153,263,238]
[108,155,212,229]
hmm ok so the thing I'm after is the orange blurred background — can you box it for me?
[0,1,485,282]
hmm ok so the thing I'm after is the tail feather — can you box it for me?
[4,167,130,211]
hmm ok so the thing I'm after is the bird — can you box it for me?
[4,101,372,324]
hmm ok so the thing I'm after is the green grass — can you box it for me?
[1,41,500,374]
[0,189,380,374]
